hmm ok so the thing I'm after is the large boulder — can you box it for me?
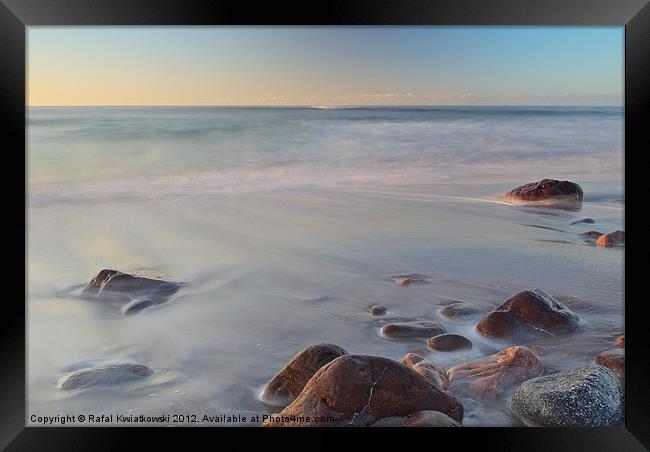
[595,348,624,379]
[381,321,447,339]
[260,343,348,406]
[262,355,463,427]
[57,362,153,390]
[370,410,461,427]
[476,289,579,340]
[80,269,185,315]
[448,346,543,399]
[505,179,583,204]
[511,365,623,426]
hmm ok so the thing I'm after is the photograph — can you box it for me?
[24,25,626,429]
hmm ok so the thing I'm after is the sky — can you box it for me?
[27,27,624,106]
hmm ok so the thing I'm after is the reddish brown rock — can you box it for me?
[260,343,348,406]
[476,289,579,340]
[448,346,544,399]
[476,311,552,341]
[263,355,463,427]
[427,334,472,352]
[370,305,386,316]
[381,321,447,339]
[395,278,413,286]
[505,179,583,204]
[614,335,625,347]
[595,348,624,379]
[371,410,461,427]
[596,230,625,247]
[439,302,482,319]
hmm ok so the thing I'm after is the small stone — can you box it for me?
[427,333,472,352]
[570,218,595,225]
[614,335,625,347]
[439,302,482,319]
[381,321,447,339]
[370,305,386,316]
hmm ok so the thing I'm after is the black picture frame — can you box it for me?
[1,0,647,449]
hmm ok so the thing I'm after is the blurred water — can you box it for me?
[27,106,624,427]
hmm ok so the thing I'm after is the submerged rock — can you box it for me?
[448,346,543,399]
[371,410,461,427]
[595,348,624,379]
[579,231,604,242]
[505,179,583,204]
[427,333,472,352]
[511,365,623,426]
[476,289,579,340]
[80,269,185,315]
[439,302,482,319]
[410,361,450,391]
[261,343,348,406]
[57,362,153,390]
[596,230,625,247]
[381,321,447,339]
[401,353,425,367]
[370,305,386,316]
[263,355,463,426]
[570,218,595,225]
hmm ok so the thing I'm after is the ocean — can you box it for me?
[27,106,624,426]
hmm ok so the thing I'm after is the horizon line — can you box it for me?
[27,103,624,108]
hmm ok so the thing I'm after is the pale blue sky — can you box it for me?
[28,27,624,106]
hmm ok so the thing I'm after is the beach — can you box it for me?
[27,106,624,426]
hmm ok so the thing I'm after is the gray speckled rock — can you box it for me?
[57,363,153,390]
[511,365,623,427]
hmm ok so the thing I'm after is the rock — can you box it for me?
[401,353,425,367]
[579,231,604,242]
[596,230,625,247]
[370,305,386,316]
[395,278,412,286]
[409,361,450,391]
[595,348,624,379]
[476,289,579,339]
[381,321,447,339]
[505,179,583,204]
[511,365,623,426]
[439,302,482,319]
[261,343,348,406]
[614,335,625,347]
[57,363,153,390]
[476,311,552,341]
[371,410,461,427]
[80,269,185,314]
[263,355,463,426]
[427,333,472,352]
[570,218,595,225]
[448,346,543,399]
